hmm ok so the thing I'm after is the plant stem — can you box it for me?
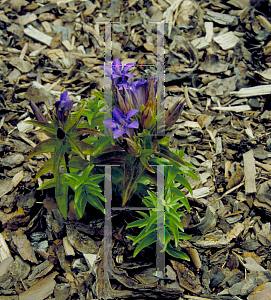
[64,152,70,173]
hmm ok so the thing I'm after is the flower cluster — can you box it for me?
[28,58,196,261]
[103,59,186,141]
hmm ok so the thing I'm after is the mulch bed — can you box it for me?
[1,0,271,299]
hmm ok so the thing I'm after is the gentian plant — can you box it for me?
[28,59,197,260]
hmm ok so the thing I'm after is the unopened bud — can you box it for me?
[123,137,141,157]
[140,100,155,130]
[165,97,186,129]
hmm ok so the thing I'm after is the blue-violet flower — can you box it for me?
[102,58,135,84]
[54,91,73,124]
[103,107,139,139]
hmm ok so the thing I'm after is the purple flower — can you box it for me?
[103,107,139,139]
[54,91,73,124]
[102,58,135,84]
[130,79,148,109]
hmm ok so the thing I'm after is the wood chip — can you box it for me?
[213,32,240,50]
[19,271,58,300]
[231,84,271,97]
[12,170,24,187]
[211,105,251,112]
[24,25,53,46]
[0,233,12,262]
[243,150,256,194]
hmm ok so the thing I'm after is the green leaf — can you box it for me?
[122,157,145,206]
[82,165,94,180]
[75,128,104,137]
[75,192,87,219]
[175,174,193,196]
[179,232,191,240]
[132,224,157,245]
[37,177,56,190]
[158,136,170,146]
[140,155,155,173]
[66,135,85,159]
[126,218,149,229]
[179,167,198,181]
[74,185,83,204]
[133,231,157,257]
[162,228,173,251]
[65,174,77,190]
[35,157,53,179]
[184,161,197,170]
[84,185,104,201]
[166,243,190,260]
[82,136,98,144]
[55,176,69,220]
[90,137,112,156]
[142,198,155,208]
[66,101,87,133]
[25,120,57,137]
[86,194,105,214]
[126,235,136,242]
[165,219,179,247]
[166,213,184,232]
[171,187,190,212]
[68,156,89,170]
[29,138,56,159]
[156,145,187,167]
[136,211,150,219]
[145,210,157,232]
[146,191,157,205]
[53,143,68,219]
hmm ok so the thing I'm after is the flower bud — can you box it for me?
[115,86,133,115]
[165,97,186,129]
[57,127,65,139]
[30,101,48,122]
[140,100,155,130]
[123,137,141,157]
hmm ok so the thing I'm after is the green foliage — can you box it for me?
[65,165,105,218]
[28,69,198,262]
[126,189,191,260]
[26,99,102,219]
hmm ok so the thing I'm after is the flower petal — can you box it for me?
[60,91,69,102]
[127,120,139,129]
[112,58,122,74]
[112,107,124,123]
[113,129,125,139]
[125,73,134,79]
[103,119,118,130]
[102,65,112,77]
[126,109,139,120]
[122,63,135,74]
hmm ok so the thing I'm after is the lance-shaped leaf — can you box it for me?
[133,231,157,258]
[35,157,53,179]
[92,151,127,165]
[53,143,68,219]
[68,156,89,170]
[166,243,190,260]
[140,149,155,173]
[25,120,57,138]
[122,157,145,206]
[66,134,84,159]
[29,138,56,159]
[65,101,87,133]
[156,144,186,167]
[171,187,190,212]
[75,128,104,137]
